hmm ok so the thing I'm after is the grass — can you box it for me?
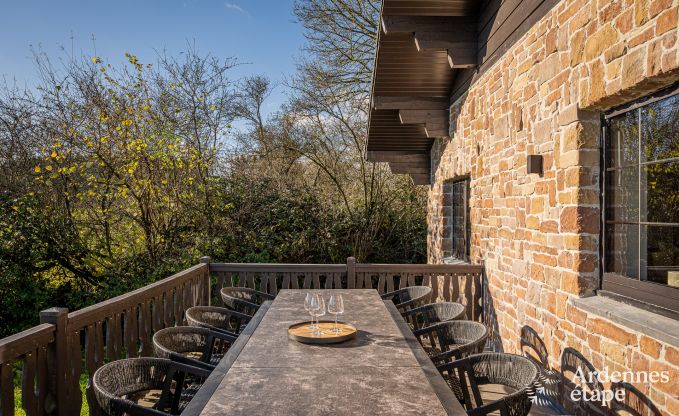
[14,374,89,416]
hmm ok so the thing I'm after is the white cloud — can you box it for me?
[225,2,245,13]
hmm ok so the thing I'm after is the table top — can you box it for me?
[183,289,465,416]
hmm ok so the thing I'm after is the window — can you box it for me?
[445,178,470,262]
[602,88,679,316]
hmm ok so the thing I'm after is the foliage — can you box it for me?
[0,0,428,338]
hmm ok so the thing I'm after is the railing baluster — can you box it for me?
[21,349,37,416]
[69,330,83,414]
[1,360,15,416]
[36,345,48,416]
[312,272,320,289]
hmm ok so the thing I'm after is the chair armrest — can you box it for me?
[466,398,508,416]
[227,309,253,321]
[436,356,470,373]
[168,352,216,372]
[412,324,436,338]
[111,397,170,416]
[430,348,462,365]
[171,361,213,379]
[210,329,238,343]
[380,289,397,299]
[208,326,240,338]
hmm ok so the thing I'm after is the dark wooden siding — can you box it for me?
[450,0,561,101]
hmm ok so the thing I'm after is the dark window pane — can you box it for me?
[641,93,679,163]
[645,225,679,287]
[644,161,679,224]
[607,110,639,168]
[450,179,469,261]
[605,223,639,279]
[605,167,639,222]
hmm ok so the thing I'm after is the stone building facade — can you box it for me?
[427,0,679,414]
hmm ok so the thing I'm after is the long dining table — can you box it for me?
[182,289,466,415]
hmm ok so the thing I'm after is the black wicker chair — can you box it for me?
[380,286,432,314]
[93,357,211,416]
[413,320,488,365]
[185,306,251,336]
[153,326,237,370]
[220,287,275,316]
[402,302,466,331]
[437,353,538,416]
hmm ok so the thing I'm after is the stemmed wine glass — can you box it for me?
[304,292,318,330]
[327,294,344,333]
[310,294,326,336]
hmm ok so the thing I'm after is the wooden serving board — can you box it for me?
[288,321,357,344]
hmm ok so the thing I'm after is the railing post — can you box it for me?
[201,256,211,306]
[39,307,69,416]
[346,257,356,289]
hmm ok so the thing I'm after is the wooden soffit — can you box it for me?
[367,0,481,185]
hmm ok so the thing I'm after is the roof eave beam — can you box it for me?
[381,16,475,34]
[366,151,429,163]
[413,32,477,68]
[398,109,449,138]
[373,96,449,110]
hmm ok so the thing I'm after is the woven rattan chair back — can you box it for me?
[185,306,251,336]
[153,326,237,369]
[438,352,538,416]
[381,286,432,314]
[220,287,275,315]
[413,320,488,365]
[403,302,466,330]
[93,357,211,415]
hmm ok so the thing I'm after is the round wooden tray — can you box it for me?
[288,321,357,344]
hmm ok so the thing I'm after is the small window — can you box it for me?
[602,88,679,316]
[445,178,470,262]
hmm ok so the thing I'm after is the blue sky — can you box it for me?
[0,0,305,115]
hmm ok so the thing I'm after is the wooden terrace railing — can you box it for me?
[0,258,484,415]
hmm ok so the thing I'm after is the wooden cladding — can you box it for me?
[382,0,478,17]
[367,0,480,183]
[367,0,560,183]
[451,0,561,99]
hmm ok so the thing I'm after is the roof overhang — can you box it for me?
[367,0,480,185]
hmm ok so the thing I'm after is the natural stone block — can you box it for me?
[570,30,586,66]
[634,0,650,27]
[560,206,600,233]
[622,47,646,89]
[656,7,678,35]
[639,335,662,359]
[584,24,619,61]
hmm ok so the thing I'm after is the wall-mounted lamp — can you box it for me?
[527,155,543,176]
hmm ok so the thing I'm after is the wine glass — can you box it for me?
[311,293,326,336]
[304,292,317,330]
[327,294,344,333]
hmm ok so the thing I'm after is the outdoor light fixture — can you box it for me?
[527,155,543,175]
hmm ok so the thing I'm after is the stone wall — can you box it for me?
[427,0,679,413]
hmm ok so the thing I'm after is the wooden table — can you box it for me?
[183,289,466,415]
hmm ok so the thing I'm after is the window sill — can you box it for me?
[571,295,679,349]
[441,256,470,265]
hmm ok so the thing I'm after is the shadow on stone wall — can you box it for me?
[520,326,562,409]
[482,268,503,352]
[610,382,662,416]
[559,347,661,416]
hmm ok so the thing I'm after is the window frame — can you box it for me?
[446,176,471,263]
[600,84,679,319]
